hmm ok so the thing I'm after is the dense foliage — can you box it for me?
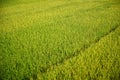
[0,0,120,80]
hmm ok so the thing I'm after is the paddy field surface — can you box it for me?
[0,0,120,80]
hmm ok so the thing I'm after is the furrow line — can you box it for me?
[38,25,119,74]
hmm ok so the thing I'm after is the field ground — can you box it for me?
[0,0,120,80]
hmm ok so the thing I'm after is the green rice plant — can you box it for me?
[0,0,120,80]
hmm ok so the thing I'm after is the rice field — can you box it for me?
[0,0,120,80]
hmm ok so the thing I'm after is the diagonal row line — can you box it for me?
[38,25,119,74]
